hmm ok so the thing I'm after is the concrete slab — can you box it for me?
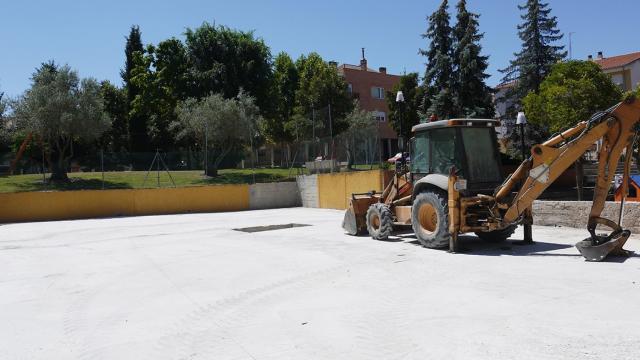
[1,208,639,359]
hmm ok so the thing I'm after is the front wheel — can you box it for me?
[411,190,450,248]
[366,203,393,240]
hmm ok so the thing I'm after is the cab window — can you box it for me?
[461,128,502,183]
[411,132,430,173]
[430,128,462,175]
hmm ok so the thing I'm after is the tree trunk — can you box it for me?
[49,140,69,182]
[206,148,230,177]
[205,166,218,177]
[346,136,354,170]
[50,156,69,181]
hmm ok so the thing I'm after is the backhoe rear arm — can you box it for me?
[495,99,640,226]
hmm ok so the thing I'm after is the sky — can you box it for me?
[1,0,638,97]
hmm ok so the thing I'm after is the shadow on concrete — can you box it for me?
[385,232,637,263]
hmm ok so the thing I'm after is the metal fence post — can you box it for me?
[41,144,46,186]
[101,149,105,190]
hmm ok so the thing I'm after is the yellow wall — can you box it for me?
[0,185,249,223]
[317,170,384,210]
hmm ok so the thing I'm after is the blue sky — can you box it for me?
[1,0,637,97]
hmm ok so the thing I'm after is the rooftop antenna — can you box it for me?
[361,47,365,60]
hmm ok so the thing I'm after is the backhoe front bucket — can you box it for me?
[575,230,631,262]
[342,194,379,235]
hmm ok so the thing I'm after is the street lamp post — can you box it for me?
[396,91,405,152]
[516,112,528,161]
[516,111,534,244]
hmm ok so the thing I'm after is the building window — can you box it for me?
[371,87,385,99]
[347,83,353,94]
[611,73,625,90]
[374,111,386,122]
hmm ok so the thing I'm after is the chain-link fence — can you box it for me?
[0,147,300,192]
[254,104,395,172]
[0,104,399,192]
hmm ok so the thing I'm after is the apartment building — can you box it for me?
[591,51,640,91]
[336,50,401,159]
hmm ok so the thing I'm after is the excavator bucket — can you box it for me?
[342,193,379,235]
[575,230,632,262]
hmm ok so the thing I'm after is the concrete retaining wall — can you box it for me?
[317,170,384,210]
[532,200,640,232]
[249,182,301,210]
[297,170,385,210]
[296,174,319,208]
[0,181,303,223]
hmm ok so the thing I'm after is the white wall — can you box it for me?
[296,175,319,208]
[604,60,640,91]
[249,182,301,210]
[630,60,640,90]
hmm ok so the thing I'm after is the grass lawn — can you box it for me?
[0,168,299,193]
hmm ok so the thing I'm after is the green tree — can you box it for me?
[522,60,622,133]
[293,52,353,138]
[184,23,273,113]
[100,81,129,152]
[523,60,622,198]
[420,0,455,119]
[121,25,151,152]
[126,39,191,153]
[262,52,298,145]
[0,90,11,150]
[500,0,566,114]
[0,90,6,119]
[453,0,494,118]
[173,92,261,176]
[13,62,110,181]
[147,39,191,150]
[341,102,375,169]
[121,25,143,97]
[128,48,154,152]
[386,73,424,140]
[154,38,190,101]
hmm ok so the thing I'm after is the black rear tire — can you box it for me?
[411,190,450,249]
[366,203,393,240]
[475,225,517,243]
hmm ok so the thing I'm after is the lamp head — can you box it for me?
[516,112,527,125]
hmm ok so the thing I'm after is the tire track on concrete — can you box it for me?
[60,234,182,360]
[346,262,425,360]
[62,284,108,360]
[146,265,349,360]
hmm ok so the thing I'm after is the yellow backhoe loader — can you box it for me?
[343,97,640,261]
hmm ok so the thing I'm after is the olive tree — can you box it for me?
[0,91,11,149]
[341,103,375,169]
[12,62,110,181]
[0,91,6,119]
[174,91,261,176]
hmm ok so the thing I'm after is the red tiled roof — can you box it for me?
[338,64,379,72]
[594,52,640,70]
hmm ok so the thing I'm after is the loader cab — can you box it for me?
[410,119,503,195]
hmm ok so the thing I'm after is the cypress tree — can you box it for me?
[453,0,494,118]
[499,0,566,114]
[420,0,455,119]
[121,25,151,153]
[121,25,143,105]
